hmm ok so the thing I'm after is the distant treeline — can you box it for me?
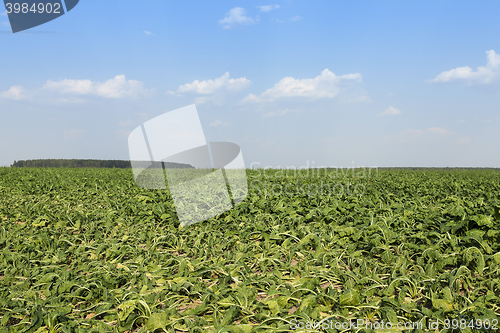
[11,159,194,169]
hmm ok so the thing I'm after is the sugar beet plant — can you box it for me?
[0,167,499,332]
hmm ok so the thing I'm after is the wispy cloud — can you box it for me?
[170,72,251,95]
[55,97,84,103]
[428,50,500,85]
[219,7,258,29]
[242,69,362,103]
[427,127,450,135]
[290,15,302,22]
[256,5,280,12]
[43,75,150,98]
[0,86,27,100]
[209,120,229,127]
[0,11,7,16]
[378,106,401,116]
[143,30,154,36]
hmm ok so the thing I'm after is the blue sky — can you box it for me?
[1,0,500,168]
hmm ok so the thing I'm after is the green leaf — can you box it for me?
[217,297,236,308]
[432,299,454,312]
[267,300,281,316]
[117,300,137,322]
[219,305,240,327]
[146,312,168,332]
[493,252,500,264]
[20,311,43,333]
[473,214,494,227]
[339,289,360,306]
[225,324,253,333]
[384,307,398,324]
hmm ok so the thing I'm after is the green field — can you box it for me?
[1,167,499,332]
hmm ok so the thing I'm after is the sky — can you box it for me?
[1,0,500,168]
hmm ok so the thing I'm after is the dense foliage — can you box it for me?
[0,167,499,332]
[10,160,192,170]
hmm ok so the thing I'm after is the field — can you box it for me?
[1,167,500,332]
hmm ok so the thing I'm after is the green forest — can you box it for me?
[11,159,193,169]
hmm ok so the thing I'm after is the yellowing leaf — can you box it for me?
[432,299,454,312]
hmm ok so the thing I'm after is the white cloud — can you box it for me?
[256,5,280,12]
[143,30,154,36]
[43,75,149,98]
[458,136,471,144]
[290,15,302,22]
[427,127,450,135]
[175,72,251,95]
[209,120,229,127]
[0,86,27,100]
[64,128,84,140]
[242,69,362,103]
[193,95,229,106]
[193,96,208,104]
[55,97,84,103]
[1,11,7,16]
[193,96,226,105]
[379,106,401,116]
[219,7,258,29]
[428,50,500,85]
[356,95,372,103]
